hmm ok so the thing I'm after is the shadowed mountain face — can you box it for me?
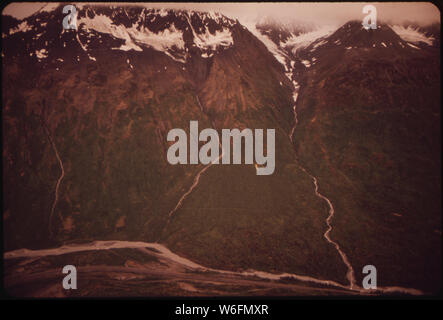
[2,4,441,295]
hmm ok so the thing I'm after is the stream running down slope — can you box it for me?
[288,81,357,289]
[158,96,224,238]
[285,71,426,295]
[41,121,65,237]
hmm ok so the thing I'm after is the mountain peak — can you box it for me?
[327,20,406,49]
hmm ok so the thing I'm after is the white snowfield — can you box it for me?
[239,18,289,69]
[76,11,234,61]
[77,13,185,54]
[282,26,336,54]
[238,21,337,77]
[391,25,435,46]
[239,21,335,86]
[192,27,233,51]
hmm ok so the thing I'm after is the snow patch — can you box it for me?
[391,25,434,46]
[186,15,234,51]
[312,39,327,49]
[301,60,311,67]
[158,8,169,17]
[78,14,185,60]
[34,32,44,40]
[193,28,233,50]
[9,21,32,35]
[201,52,214,58]
[35,48,48,59]
[126,59,134,69]
[407,42,420,50]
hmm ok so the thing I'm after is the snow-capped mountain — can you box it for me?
[4,4,437,83]
[245,18,439,81]
[2,4,239,65]
[293,20,433,66]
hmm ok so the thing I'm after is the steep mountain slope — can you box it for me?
[2,4,350,286]
[290,21,441,292]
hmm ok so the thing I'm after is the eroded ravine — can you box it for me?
[161,153,221,232]
[287,75,424,295]
[288,80,357,289]
[157,95,223,239]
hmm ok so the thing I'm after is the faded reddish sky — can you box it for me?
[2,2,440,25]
